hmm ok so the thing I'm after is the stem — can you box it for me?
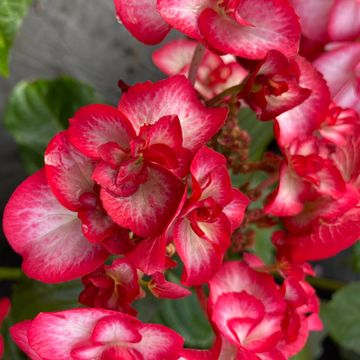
[188,44,206,86]
[306,276,345,292]
[205,83,244,107]
[0,267,22,280]
[254,172,279,192]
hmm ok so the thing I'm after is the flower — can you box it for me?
[10,308,184,360]
[115,0,301,59]
[153,38,247,99]
[208,260,321,359]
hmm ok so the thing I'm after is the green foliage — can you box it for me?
[251,225,276,264]
[351,241,360,272]
[2,276,82,359]
[0,0,31,77]
[10,277,82,322]
[321,282,360,355]
[136,274,214,349]
[4,77,101,173]
[239,107,274,161]
[231,108,276,263]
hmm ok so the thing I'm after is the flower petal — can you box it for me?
[27,309,114,359]
[149,272,191,299]
[45,131,95,211]
[314,43,360,113]
[208,261,285,315]
[118,75,227,152]
[134,323,184,360]
[290,0,333,42]
[114,0,171,45]
[198,0,300,59]
[173,215,230,286]
[282,208,360,262]
[212,291,265,347]
[223,189,250,232]
[10,321,42,360]
[275,56,331,148]
[3,169,108,283]
[91,314,142,344]
[265,162,308,216]
[152,38,197,75]
[157,0,213,40]
[190,147,233,206]
[101,164,185,237]
[69,104,135,159]
[328,0,360,41]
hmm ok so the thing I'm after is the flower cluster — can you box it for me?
[3,0,360,359]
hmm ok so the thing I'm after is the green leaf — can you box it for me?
[4,77,101,173]
[1,276,82,359]
[351,241,360,272]
[10,277,82,322]
[238,107,274,161]
[136,274,214,349]
[251,225,276,264]
[0,0,31,77]
[321,282,360,355]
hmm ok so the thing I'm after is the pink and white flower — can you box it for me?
[174,147,249,286]
[153,38,248,99]
[10,308,184,360]
[115,0,301,59]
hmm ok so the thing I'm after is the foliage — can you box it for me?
[0,0,31,77]
[322,282,360,355]
[3,77,101,173]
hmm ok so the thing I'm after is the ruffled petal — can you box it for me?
[45,131,95,211]
[118,75,227,152]
[101,164,185,237]
[3,169,108,283]
[69,104,135,159]
[198,0,300,59]
[114,0,171,44]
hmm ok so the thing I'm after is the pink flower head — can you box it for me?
[319,102,360,146]
[174,147,249,286]
[153,38,248,99]
[277,267,322,357]
[208,260,321,359]
[3,76,227,283]
[69,75,227,238]
[10,308,184,359]
[115,0,301,59]
[124,146,249,285]
[271,127,360,262]
[265,136,347,217]
[208,261,287,359]
[241,50,311,120]
[79,259,143,315]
